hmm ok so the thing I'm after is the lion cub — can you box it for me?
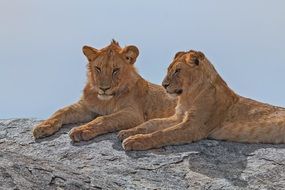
[120,50,285,150]
[33,40,176,142]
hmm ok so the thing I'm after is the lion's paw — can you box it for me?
[117,129,136,141]
[122,134,152,151]
[32,119,61,139]
[69,126,96,142]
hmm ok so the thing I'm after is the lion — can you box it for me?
[120,50,285,150]
[32,40,177,142]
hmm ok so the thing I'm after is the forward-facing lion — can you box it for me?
[33,40,177,141]
[119,50,285,150]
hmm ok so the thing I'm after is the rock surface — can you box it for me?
[1,119,285,190]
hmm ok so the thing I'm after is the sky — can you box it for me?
[0,0,285,119]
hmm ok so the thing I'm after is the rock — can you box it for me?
[0,119,285,190]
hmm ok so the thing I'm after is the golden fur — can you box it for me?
[120,50,285,150]
[33,40,177,141]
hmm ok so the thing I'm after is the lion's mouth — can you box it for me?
[167,89,183,95]
[175,89,183,95]
[97,93,115,100]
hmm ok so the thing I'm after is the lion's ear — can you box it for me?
[121,45,139,64]
[187,50,205,66]
[195,51,205,60]
[174,51,185,59]
[82,46,99,62]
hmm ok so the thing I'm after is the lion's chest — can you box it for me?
[88,103,115,115]
[84,96,118,116]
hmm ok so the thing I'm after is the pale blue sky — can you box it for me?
[0,1,284,119]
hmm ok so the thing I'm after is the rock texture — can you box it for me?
[1,119,285,190]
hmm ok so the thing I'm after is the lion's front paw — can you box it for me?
[33,119,62,139]
[122,134,153,151]
[69,126,96,142]
[118,129,136,141]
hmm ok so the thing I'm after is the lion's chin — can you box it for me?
[167,93,179,99]
[98,94,114,101]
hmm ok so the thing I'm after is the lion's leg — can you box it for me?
[33,101,95,139]
[122,120,209,151]
[69,108,144,142]
[209,120,285,144]
[118,116,182,140]
[122,97,218,150]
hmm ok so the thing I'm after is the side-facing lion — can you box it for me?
[120,50,285,150]
[33,40,177,142]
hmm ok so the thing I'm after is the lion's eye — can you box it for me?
[112,68,120,75]
[94,66,101,73]
[174,69,181,75]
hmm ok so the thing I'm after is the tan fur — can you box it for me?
[33,40,177,142]
[122,50,285,150]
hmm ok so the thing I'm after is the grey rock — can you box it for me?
[0,119,285,190]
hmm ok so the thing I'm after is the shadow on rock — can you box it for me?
[70,133,119,147]
[122,139,285,188]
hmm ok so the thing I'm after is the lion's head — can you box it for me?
[83,40,140,101]
[162,50,220,97]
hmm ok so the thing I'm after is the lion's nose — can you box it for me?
[99,86,111,92]
[162,82,169,89]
